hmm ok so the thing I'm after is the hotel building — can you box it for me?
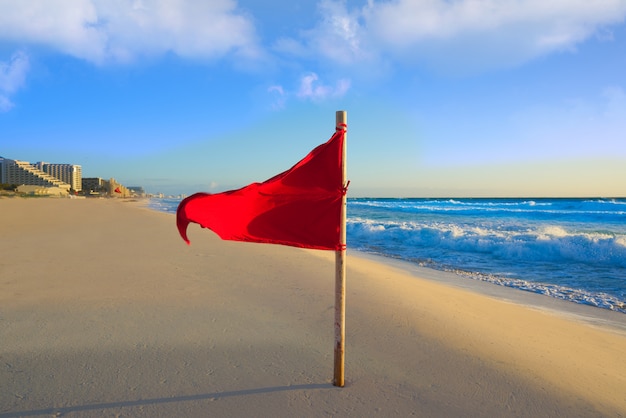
[34,162,82,192]
[0,157,82,192]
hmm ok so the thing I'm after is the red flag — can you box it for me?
[177,128,347,250]
[114,187,121,193]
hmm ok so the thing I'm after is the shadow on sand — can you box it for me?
[0,383,331,417]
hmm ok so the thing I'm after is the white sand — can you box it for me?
[1,197,625,417]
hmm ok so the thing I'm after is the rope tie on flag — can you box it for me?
[336,123,347,132]
[341,180,350,195]
[338,180,349,251]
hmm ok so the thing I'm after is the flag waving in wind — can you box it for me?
[176,126,347,251]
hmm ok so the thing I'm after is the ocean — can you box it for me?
[149,197,626,314]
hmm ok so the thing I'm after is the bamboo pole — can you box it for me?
[334,110,347,387]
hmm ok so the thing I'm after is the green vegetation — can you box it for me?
[0,183,18,191]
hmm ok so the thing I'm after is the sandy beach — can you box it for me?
[1,197,625,417]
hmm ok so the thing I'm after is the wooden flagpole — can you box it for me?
[334,110,347,387]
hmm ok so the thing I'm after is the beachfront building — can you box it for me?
[127,186,146,197]
[34,162,82,192]
[82,177,107,195]
[108,178,130,198]
[0,157,71,193]
[82,177,131,197]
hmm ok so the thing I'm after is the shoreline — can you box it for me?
[2,197,625,416]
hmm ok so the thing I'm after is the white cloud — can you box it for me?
[268,85,284,96]
[296,72,350,101]
[267,84,286,109]
[304,0,371,65]
[380,0,626,71]
[0,51,29,93]
[275,0,377,70]
[0,0,260,64]
[266,73,350,109]
[364,0,626,46]
[291,0,626,74]
[0,51,30,112]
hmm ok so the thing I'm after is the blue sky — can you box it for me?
[1,0,625,197]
